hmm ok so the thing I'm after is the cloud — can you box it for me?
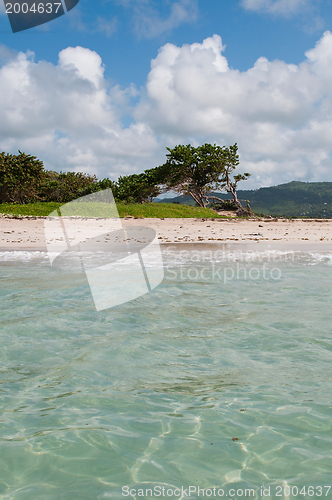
[0,34,332,188]
[63,7,118,37]
[0,44,17,64]
[240,0,324,38]
[135,32,332,187]
[240,0,310,16]
[0,46,158,179]
[115,0,198,38]
[96,16,118,37]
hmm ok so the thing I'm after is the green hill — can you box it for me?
[157,181,332,218]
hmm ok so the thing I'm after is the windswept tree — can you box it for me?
[154,144,218,208]
[156,143,250,210]
[206,143,251,209]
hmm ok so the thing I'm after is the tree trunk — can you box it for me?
[225,171,242,209]
[188,190,207,208]
[206,195,225,206]
[227,185,242,208]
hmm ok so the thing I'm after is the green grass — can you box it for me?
[0,202,62,217]
[116,202,223,218]
[0,201,226,218]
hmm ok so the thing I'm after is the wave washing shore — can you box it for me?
[1,216,332,250]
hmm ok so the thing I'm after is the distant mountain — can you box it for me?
[156,181,332,218]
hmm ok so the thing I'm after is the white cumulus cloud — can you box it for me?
[0,46,159,179]
[135,32,332,187]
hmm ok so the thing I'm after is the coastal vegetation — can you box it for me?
[0,151,100,204]
[156,143,251,212]
[0,144,251,214]
[0,150,163,205]
[3,149,331,218]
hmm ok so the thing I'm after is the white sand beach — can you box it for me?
[1,216,332,251]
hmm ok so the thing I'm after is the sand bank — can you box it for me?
[1,216,332,251]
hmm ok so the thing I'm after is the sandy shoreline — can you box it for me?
[1,216,332,251]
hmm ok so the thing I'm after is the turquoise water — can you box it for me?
[1,247,332,499]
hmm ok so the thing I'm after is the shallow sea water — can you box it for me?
[1,246,332,499]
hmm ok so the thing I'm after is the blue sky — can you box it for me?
[0,0,332,188]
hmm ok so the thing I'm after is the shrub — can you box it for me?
[0,151,45,204]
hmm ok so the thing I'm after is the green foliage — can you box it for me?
[211,199,238,211]
[0,152,100,204]
[116,171,161,204]
[40,170,98,203]
[155,144,218,207]
[92,178,117,193]
[0,149,162,206]
[0,144,251,214]
[0,151,45,204]
[155,143,250,208]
